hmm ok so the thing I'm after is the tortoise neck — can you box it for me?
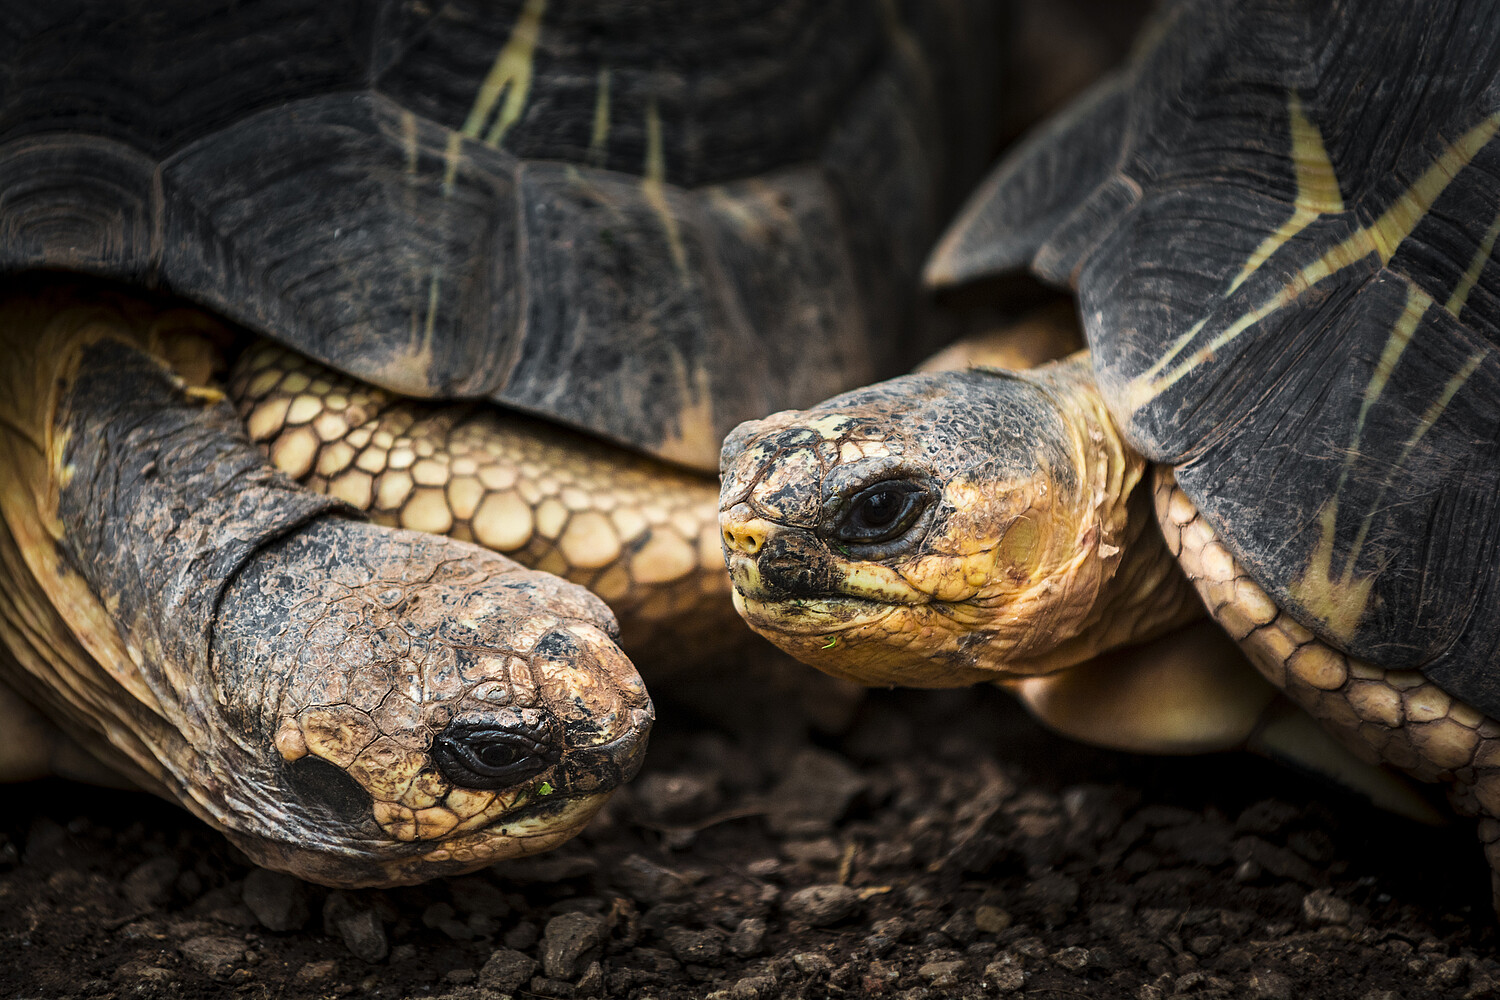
[998,354,1202,674]
[0,290,345,807]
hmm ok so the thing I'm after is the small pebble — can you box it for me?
[1236,799,1301,835]
[728,917,768,957]
[784,884,861,926]
[1235,837,1319,884]
[1188,934,1221,957]
[241,869,310,932]
[294,959,337,984]
[449,879,512,918]
[179,935,244,980]
[478,948,538,994]
[918,960,967,987]
[630,946,681,973]
[610,853,692,903]
[781,838,843,866]
[576,960,606,997]
[529,974,575,996]
[541,912,608,979]
[504,920,539,950]
[1246,971,1293,1000]
[336,910,388,963]
[633,771,721,824]
[792,952,834,975]
[664,926,725,965]
[730,975,776,1000]
[122,856,180,910]
[1430,956,1470,988]
[974,904,1013,933]
[765,749,866,835]
[1024,872,1080,924]
[939,910,977,944]
[1302,889,1351,927]
[984,960,1025,993]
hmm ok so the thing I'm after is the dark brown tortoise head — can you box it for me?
[0,291,652,886]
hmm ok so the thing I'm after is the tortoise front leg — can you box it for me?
[231,341,733,663]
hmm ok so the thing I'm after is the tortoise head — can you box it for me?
[718,361,1144,686]
[5,291,652,889]
[211,520,653,886]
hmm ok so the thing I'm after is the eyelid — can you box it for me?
[823,456,924,499]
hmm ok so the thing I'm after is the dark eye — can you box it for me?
[476,742,524,770]
[432,719,560,789]
[833,480,929,545]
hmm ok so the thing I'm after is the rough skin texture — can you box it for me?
[229,341,732,660]
[0,288,651,886]
[717,346,1500,902]
[212,519,653,885]
[718,358,1201,686]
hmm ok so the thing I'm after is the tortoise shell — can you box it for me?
[930,0,1500,713]
[0,0,999,469]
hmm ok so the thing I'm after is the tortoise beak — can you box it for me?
[553,706,654,796]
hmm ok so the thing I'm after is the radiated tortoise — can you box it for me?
[720,0,1500,900]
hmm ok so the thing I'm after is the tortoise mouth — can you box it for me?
[730,586,902,638]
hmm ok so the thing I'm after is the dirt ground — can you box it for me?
[4,671,1498,1000]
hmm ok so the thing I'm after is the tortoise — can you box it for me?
[719,0,1500,900]
[0,0,998,885]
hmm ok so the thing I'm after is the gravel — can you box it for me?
[242,867,311,931]
[3,685,1498,999]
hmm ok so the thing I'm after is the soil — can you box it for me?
[3,676,1497,1000]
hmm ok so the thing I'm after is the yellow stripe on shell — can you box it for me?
[589,66,611,166]
[641,97,688,275]
[1225,91,1344,295]
[462,0,547,147]
[1446,204,1500,318]
[1125,111,1500,415]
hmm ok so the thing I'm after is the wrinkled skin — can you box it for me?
[0,289,652,886]
[718,358,1199,687]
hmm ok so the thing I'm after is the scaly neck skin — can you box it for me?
[0,292,333,802]
[719,353,1206,687]
[1,288,650,886]
[1004,472,1205,677]
[51,323,352,809]
[969,355,1203,677]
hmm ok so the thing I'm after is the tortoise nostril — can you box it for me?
[720,515,768,556]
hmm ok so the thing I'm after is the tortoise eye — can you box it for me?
[475,742,524,771]
[833,480,930,545]
[432,719,559,790]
